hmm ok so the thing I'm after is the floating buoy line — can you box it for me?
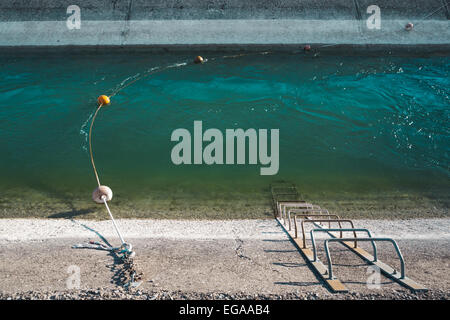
[75,93,143,289]
[75,53,273,289]
[74,3,446,290]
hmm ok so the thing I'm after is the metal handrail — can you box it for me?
[273,193,300,204]
[287,205,320,230]
[310,228,377,263]
[301,219,357,249]
[324,237,405,280]
[290,208,328,215]
[285,208,328,231]
[285,205,323,224]
[270,184,296,195]
[289,208,329,228]
[272,189,298,197]
[271,185,299,203]
[271,183,296,216]
[277,201,312,223]
[292,214,340,238]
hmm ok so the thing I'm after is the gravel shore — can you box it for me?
[0,218,449,300]
[1,288,449,300]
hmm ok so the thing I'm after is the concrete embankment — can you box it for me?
[0,0,449,46]
[0,218,449,296]
[1,218,449,242]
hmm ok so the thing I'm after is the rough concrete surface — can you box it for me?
[0,218,448,299]
[1,218,450,241]
[0,0,448,45]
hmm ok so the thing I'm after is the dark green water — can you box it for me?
[0,50,448,219]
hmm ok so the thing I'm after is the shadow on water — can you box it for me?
[26,179,75,206]
[24,179,98,220]
[25,179,95,219]
[48,208,94,219]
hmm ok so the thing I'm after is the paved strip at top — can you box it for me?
[0,0,448,45]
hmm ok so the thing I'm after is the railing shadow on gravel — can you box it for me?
[70,219,130,287]
[274,281,320,287]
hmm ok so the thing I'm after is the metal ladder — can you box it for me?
[270,181,427,293]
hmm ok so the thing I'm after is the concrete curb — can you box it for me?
[0,0,448,46]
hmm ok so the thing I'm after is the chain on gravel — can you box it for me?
[118,254,144,289]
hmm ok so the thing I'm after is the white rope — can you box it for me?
[102,195,126,245]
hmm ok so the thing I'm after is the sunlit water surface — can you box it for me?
[0,51,448,218]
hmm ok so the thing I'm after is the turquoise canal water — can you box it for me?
[0,50,448,219]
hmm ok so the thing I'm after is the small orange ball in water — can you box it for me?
[97,95,110,106]
[194,56,204,64]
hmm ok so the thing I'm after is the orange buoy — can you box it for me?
[194,56,204,64]
[97,95,110,106]
[304,45,311,52]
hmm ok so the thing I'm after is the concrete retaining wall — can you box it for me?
[0,0,449,46]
